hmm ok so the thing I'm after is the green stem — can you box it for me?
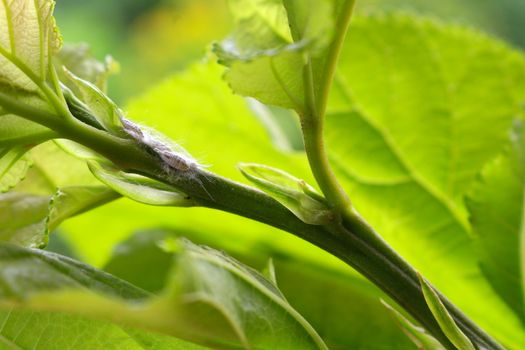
[317,0,357,116]
[300,1,356,214]
[0,94,155,171]
[148,165,502,350]
[301,114,350,212]
[295,2,502,348]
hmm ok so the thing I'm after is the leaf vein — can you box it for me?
[334,73,469,232]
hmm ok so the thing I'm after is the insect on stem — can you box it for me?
[121,117,215,202]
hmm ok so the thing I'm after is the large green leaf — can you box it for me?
[0,1,63,195]
[0,241,328,350]
[103,230,416,350]
[325,14,525,348]
[0,309,209,350]
[0,0,61,102]
[467,121,525,323]
[215,0,349,112]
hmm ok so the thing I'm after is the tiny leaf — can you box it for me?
[88,162,194,207]
[381,299,446,350]
[63,68,123,134]
[239,163,334,225]
[262,258,278,286]
[418,274,475,350]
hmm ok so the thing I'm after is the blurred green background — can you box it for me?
[54,0,525,104]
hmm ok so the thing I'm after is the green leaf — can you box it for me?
[0,147,31,193]
[0,141,121,249]
[88,162,193,207]
[55,43,119,93]
[0,0,61,96]
[54,139,105,161]
[46,186,119,231]
[0,187,117,248]
[239,162,333,224]
[0,308,209,350]
[262,258,278,285]
[467,120,525,322]
[382,300,446,350]
[215,0,341,111]
[0,192,50,248]
[103,230,416,350]
[324,14,525,348]
[419,275,475,350]
[0,240,328,350]
[24,141,103,191]
[104,231,177,293]
[0,114,55,148]
[62,67,123,134]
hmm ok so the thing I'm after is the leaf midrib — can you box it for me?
[1,0,16,55]
[190,251,329,350]
[0,334,24,350]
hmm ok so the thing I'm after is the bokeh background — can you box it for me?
[54,0,525,104]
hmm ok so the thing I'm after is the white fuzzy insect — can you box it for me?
[121,117,214,201]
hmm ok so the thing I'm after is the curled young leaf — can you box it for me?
[62,68,124,134]
[239,163,334,225]
[88,162,194,207]
[419,274,475,350]
[381,300,446,350]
